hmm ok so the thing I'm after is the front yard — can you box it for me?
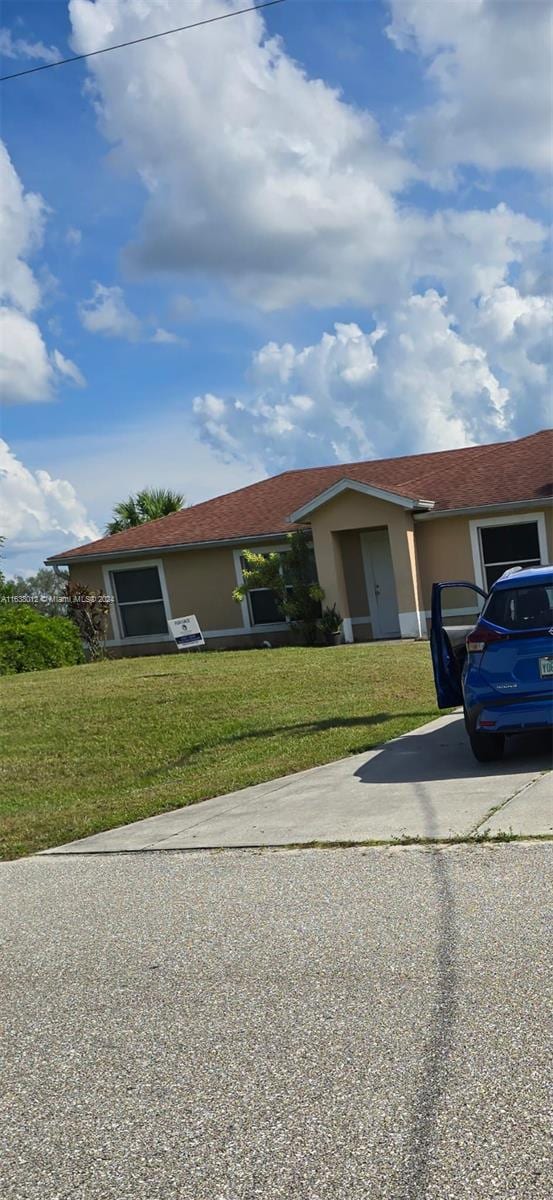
[1,641,440,859]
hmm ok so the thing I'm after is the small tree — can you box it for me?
[64,580,111,661]
[233,529,324,645]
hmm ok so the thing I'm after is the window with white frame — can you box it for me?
[478,520,542,589]
[111,566,168,638]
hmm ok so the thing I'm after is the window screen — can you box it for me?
[112,567,168,638]
[479,522,541,589]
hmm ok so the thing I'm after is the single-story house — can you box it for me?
[46,430,553,655]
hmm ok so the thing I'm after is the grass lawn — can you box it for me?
[1,641,441,859]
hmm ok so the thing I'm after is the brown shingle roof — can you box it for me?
[47,430,553,563]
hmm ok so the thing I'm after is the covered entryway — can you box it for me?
[360,529,400,639]
[289,477,431,643]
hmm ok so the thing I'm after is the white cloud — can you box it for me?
[0,307,56,403]
[0,140,85,403]
[387,0,553,175]
[0,439,99,576]
[0,309,86,404]
[150,327,182,345]
[68,0,551,334]
[69,0,415,310]
[0,140,45,314]
[78,282,182,344]
[0,27,59,65]
[194,293,519,469]
[51,348,86,388]
[78,282,143,340]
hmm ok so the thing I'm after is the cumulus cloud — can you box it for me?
[69,0,416,310]
[78,282,181,344]
[78,283,143,340]
[0,439,99,575]
[0,307,56,403]
[0,309,86,404]
[62,0,551,473]
[193,288,551,470]
[387,0,553,175]
[68,1,552,332]
[0,27,59,65]
[0,141,85,403]
[0,140,46,314]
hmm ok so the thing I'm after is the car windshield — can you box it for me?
[483,582,553,631]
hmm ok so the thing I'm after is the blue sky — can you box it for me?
[1,0,551,574]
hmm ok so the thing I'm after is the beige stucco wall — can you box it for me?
[414,516,475,613]
[415,505,553,613]
[309,491,421,621]
[162,547,240,630]
[339,530,369,617]
[69,545,243,643]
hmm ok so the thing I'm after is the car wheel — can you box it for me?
[469,730,505,763]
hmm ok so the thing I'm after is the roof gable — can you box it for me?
[288,478,435,522]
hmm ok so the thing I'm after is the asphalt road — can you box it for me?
[2,844,552,1200]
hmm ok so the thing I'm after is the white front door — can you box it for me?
[360,529,400,639]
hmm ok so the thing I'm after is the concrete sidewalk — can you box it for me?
[42,714,552,854]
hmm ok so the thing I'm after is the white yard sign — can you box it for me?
[168,614,205,650]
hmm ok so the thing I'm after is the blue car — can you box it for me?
[431,565,553,762]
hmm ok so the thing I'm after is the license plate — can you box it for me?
[539,656,553,678]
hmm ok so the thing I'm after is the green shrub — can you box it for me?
[0,604,85,675]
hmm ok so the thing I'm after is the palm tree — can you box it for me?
[106,488,185,534]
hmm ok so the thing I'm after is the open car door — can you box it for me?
[430,581,488,708]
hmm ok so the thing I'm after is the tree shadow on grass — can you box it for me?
[139,711,438,783]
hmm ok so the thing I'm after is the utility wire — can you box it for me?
[0,0,287,82]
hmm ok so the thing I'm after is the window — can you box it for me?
[240,546,321,627]
[111,566,168,638]
[479,521,542,589]
[240,551,287,626]
[483,583,553,631]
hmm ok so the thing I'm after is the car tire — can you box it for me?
[469,730,505,763]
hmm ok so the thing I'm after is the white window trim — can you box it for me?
[469,512,548,592]
[102,558,173,645]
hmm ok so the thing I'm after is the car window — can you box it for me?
[483,583,553,631]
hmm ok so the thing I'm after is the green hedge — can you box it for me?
[0,604,85,675]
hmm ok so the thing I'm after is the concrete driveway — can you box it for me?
[44,714,552,854]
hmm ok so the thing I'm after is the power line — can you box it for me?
[0,0,287,82]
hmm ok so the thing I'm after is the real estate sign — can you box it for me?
[169,614,205,650]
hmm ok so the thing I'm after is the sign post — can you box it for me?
[168,614,205,651]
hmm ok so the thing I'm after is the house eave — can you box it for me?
[413,497,553,521]
[45,529,298,568]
